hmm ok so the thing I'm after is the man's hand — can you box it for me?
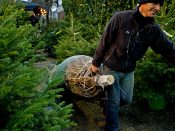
[90,65,100,74]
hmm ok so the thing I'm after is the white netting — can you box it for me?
[65,56,101,97]
[49,55,102,97]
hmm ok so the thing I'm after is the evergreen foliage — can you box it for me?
[0,0,75,129]
[63,0,135,40]
[53,14,97,63]
[43,0,138,60]
[156,0,175,42]
[135,49,175,110]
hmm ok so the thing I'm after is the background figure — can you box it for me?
[50,2,58,20]
[57,0,65,20]
[50,0,64,21]
[29,6,41,26]
[29,13,39,26]
[39,15,47,31]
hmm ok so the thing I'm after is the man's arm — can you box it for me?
[162,45,175,65]
[150,25,175,65]
[92,12,121,69]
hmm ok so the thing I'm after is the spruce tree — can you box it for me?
[0,0,75,130]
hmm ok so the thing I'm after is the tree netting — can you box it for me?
[49,55,114,97]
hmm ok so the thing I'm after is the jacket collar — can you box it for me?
[131,7,155,32]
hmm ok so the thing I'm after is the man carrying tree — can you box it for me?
[90,0,175,130]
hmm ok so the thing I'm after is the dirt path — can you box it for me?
[68,98,175,131]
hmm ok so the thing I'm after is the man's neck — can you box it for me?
[139,6,147,17]
[133,7,154,30]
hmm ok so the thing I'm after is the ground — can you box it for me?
[69,97,175,131]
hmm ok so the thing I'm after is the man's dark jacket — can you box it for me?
[92,8,175,73]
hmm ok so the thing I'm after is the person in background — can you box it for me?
[28,6,41,26]
[90,0,175,130]
[57,0,65,20]
[29,12,39,26]
[50,0,64,21]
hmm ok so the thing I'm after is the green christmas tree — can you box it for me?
[0,0,75,130]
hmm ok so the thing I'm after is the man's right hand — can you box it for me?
[90,65,100,74]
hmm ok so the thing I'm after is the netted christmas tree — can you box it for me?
[49,55,115,98]
[0,0,75,130]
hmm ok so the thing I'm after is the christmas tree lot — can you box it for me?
[1,0,175,130]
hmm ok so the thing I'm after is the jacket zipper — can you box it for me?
[125,32,132,68]
[125,16,138,69]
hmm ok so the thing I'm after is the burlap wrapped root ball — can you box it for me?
[49,55,114,97]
